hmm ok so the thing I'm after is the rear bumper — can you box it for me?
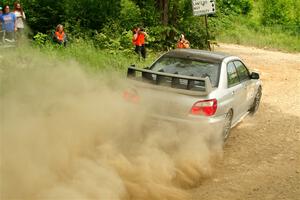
[148,113,226,130]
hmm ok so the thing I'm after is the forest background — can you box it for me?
[1,0,300,52]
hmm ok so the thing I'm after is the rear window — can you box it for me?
[150,56,220,87]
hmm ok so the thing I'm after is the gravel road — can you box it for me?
[192,44,300,200]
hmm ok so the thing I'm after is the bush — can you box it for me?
[33,32,50,46]
[260,0,294,26]
[119,0,142,28]
[218,0,253,15]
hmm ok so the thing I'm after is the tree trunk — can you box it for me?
[170,0,178,25]
[156,0,168,26]
[162,0,168,26]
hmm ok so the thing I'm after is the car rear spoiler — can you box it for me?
[127,66,213,94]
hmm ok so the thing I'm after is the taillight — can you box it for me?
[123,89,140,103]
[190,99,217,116]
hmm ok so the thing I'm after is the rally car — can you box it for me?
[125,49,262,140]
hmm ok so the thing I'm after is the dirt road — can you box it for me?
[1,44,300,199]
[192,44,300,199]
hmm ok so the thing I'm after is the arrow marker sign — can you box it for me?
[192,0,216,16]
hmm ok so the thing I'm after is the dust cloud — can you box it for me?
[0,48,223,199]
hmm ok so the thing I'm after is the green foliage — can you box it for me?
[213,0,300,52]
[32,38,157,72]
[93,20,123,50]
[132,0,161,26]
[261,0,290,25]
[147,25,177,49]
[120,30,135,50]
[260,0,300,33]
[33,32,50,46]
[217,15,300,52]
[178,16,208,49]
[120,0,142,28]
[11,0,299,52]
[63,0,121,30]
[20,0,121,35]
[218,0,253,15]
[22,0,66,34]
[94,32,121,50]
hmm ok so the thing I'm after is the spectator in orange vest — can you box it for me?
[177,34,190,49]
[54,24,67,47]
[132,27,147,60]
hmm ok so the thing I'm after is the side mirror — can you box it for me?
[144,67,150,70]
[250,72,260,79]
[130,64,136,68]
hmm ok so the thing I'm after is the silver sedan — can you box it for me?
[126,49,262,140]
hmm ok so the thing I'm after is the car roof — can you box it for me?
[163,49,232,63]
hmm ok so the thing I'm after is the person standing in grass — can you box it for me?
[133,27,148,60]
[54,24,67,47]
[0,6,2,41]
[0,4,16,41]
[13,1,26,40]
[0,6,2,31]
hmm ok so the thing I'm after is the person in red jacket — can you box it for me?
[54,24,67,47]
[132,27,147,60]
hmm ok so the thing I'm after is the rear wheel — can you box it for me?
[249,87,262,114]
[223,109,233,141]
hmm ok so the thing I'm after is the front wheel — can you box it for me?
[223,110,233,141]
[249,87,262,115]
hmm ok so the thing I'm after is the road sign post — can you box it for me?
[204,15,211,51]
[192,0,216,51]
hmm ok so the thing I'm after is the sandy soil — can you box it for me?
[192,44,300,200]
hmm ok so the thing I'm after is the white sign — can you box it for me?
[192,0,216,16]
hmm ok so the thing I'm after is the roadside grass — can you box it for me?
[216,13,300,52]
[217,22,300,52]
[0,41,162,97]
[34,38,159,73]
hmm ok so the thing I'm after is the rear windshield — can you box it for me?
[150,56,221,87]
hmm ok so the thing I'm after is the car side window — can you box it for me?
[227,62,240,87]
[234,61,250,82]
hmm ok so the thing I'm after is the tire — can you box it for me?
[249,87,262,115]
[223,109,233,141]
